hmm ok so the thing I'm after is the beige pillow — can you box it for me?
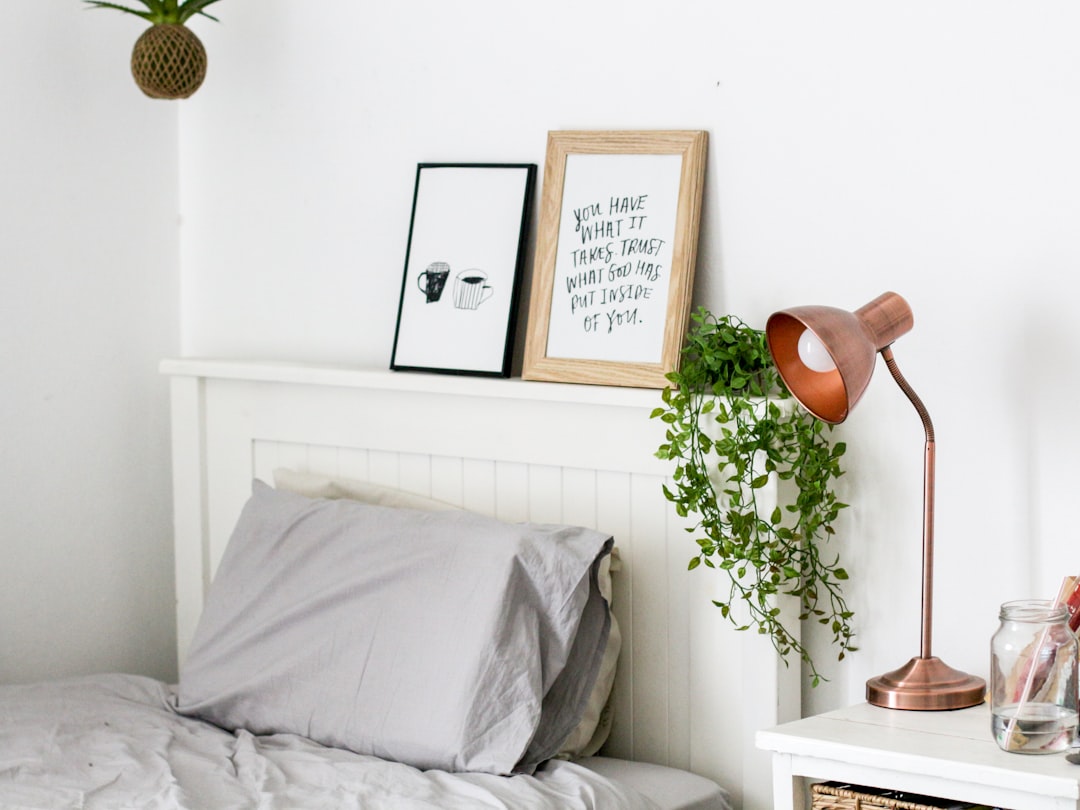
[273,468,462,512]
[272,468,620,759]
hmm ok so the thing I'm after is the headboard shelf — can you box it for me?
[160,358,663,409]
[160,357,798,810]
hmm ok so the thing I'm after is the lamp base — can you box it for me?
[866,656,986,711]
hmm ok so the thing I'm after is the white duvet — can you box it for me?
[0,674,659,809]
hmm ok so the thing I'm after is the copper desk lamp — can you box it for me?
[765,291,985,711]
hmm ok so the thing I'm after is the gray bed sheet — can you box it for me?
[0,674,672,809]
[577,757,732,810]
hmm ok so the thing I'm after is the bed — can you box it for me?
[0,359,800,809]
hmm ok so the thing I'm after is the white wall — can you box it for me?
[179,0,1080,715]
[0,4,179,683]
[8,0,1079,717]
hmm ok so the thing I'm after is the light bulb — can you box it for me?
[797,328,836,373]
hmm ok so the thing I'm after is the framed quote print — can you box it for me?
[522,130,707,388]
[391,163,536,377]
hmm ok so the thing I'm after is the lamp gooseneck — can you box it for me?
[880,347,935,662]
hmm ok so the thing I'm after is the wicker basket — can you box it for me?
[811,782,996,810]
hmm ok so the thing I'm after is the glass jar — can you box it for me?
[990,599,1078,753]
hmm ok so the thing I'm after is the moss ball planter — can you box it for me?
[131,24,207,99]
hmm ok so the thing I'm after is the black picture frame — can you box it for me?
[390,163,537,378]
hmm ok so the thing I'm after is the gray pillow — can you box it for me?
[176,481,612,775]
[271,467,621,759]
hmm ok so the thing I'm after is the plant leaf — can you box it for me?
[82,1,155,20]
[178,0,223,23]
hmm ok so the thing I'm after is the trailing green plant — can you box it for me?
[652,308,855,685]
[82,0,221,24]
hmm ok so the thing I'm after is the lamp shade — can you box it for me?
[765,292,914,423]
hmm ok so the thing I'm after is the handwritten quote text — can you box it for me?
[561,194,667,336]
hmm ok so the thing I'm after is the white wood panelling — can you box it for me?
[161,358,799,809]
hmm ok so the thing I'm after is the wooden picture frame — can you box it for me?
[522,130,707,388]
[391,163,536,378]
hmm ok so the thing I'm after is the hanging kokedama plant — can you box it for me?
[83,0,223,100]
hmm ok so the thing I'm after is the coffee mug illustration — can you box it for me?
[453,269,494,310]
[417,261,450,303]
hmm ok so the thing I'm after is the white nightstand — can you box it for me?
[756,701,1080,810]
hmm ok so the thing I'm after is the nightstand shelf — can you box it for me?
[757,701,1080,810]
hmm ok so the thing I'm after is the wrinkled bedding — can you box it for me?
[0,674,659,809]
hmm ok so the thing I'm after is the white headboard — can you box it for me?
[160,358,799,809]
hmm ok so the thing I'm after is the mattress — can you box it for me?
[0,674,730,810]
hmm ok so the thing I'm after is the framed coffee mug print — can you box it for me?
[391,163,536,377]
[522,131,707,388]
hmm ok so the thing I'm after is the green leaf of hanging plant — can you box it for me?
[82,1,155,21]
[177,0,223,24]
